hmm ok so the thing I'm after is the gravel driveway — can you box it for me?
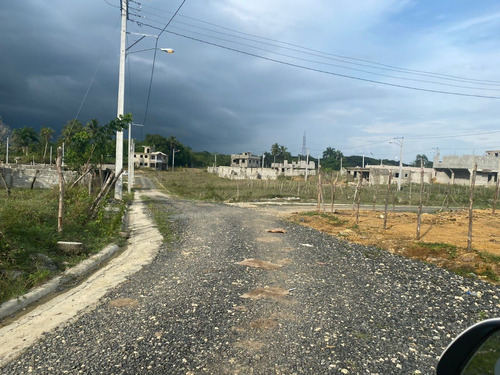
[2,183,500,374]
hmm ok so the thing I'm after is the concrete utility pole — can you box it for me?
[127,138,134,194]
[305,149,310,181]
[5,137,8,164]
[114,0,127,199]
[172,149,178,172]
[391,137,404,191]
[398,137,404,191]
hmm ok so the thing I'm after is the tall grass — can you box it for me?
[0,187,130,303]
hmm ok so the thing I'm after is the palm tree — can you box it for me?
[12,127,38,155]
[40,127,55,161]
[84,119,100,139]
[60,119,82,148]
[279,145,289,163]
[271,143,279,163]
[414,154,430,167]
[323,147,335,159]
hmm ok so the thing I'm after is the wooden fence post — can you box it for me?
[383,171,392,230]
[331,172,337,213]
[416,160,424,240]
[356,173,362,224]
[467,163,477,251]
[493,174,500,214]
[0,169,10,196]
[56,147,64,234]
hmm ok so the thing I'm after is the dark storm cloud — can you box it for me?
[1,0,500,160]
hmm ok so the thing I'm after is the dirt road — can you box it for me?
[1,179,500,374]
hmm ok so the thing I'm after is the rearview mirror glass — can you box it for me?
[461,331,500,375]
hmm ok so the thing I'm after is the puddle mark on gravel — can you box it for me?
[237,258,283,270]
[256,236,282,243]
[240,286,289,299]
[108,298,139,308]
[235,340,265,351]
[266,228,287,233]
[249,318,277,330]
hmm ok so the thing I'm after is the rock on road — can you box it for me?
[1,179,499,374]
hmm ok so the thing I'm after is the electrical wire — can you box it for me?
[405,129,500,140]
[142,0,187,126]
[160,23,500,92]
[74,14,121,122]
[132,22,500,100]
[134,4,500,86]
[103,0,120,9]
[135,12,500,89]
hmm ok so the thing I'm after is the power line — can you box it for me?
[103,0,120,9]
[74,13,121,122]
[406,129,500,140]
[160,23,500,92]
[142,0,187,126]
[133,4,500,86]
[132,22,500,100]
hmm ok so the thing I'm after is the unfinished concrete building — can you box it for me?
[209,153,316,180]
[346,165,435,185]
[433,154,500,186]
[271,160,316,177]
[231,152,261,168]
[134,146,168,171]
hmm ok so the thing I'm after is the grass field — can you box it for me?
[0,186,130,303]
[153,168,496,210]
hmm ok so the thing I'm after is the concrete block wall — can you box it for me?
[434,155,500,171]
[0,166,77,189]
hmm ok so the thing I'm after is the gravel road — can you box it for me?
[2,181,500,374]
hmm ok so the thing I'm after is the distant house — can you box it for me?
[208,152,316,180]
[346,165,435,185]
[271,160,316,177]
[134,146,168,170]
[433,153,499,186]
[231,152,261,168]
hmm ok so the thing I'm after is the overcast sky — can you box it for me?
[1,0,500,163]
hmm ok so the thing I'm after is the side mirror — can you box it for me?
[437,318,500,374]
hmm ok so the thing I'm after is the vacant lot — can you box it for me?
[152,169,500,282]
[289,209,500,282]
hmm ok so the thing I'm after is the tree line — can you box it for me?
[0,115,433,172]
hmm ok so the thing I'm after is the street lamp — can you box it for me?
[390,137,405,191]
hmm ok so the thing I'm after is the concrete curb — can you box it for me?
[0,244,120,321]
[0,201,132,322]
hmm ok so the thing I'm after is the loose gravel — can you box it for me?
[2,191,500,374]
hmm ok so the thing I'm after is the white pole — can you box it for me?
[6,137,8,164]
[172,149,176,172]
[362,154,365,168]
[50,145,52,166]
[398,137,404,191]
[305,149,310,181]
[114,0,127,199]
[127,123,132,194]
[130,139,134,186]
